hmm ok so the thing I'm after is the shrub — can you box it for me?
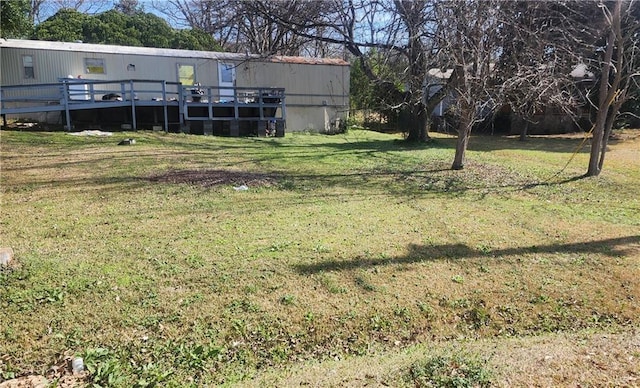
[405,353,492,387]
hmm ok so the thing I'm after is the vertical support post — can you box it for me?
[130,80,137,130]
[233,87,239,121]
[162,81,169,132]
[233,85,240,136]
[257,88,266,136]
[280,91,287,124]
[62,81,72,131]
[276,90,286,137]
[259,88,264,120]
[0,89,5,128]
[208,87,213,120]
[178,84,184,126]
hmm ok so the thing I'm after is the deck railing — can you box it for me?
[182,85,285,120]
[1,79,285,134]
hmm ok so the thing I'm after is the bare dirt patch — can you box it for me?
[147,169,280,188]
[0,355,86,388]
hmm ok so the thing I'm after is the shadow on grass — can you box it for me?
[1,130,599,200]
[268,166,587,198]
[294,235,640,274]
[2,155,590,206]
[467,134,592,154]
[253,133,593,154]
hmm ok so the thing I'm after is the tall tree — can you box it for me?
[586,0,640,176]
[33,8,89,41]
[1,0,33,38]
[434,0,506,169]
[33,8,220,51]
[154,0,332,56]
[29,0,46,24]
[247,0,447,141]
[497,1,588,141]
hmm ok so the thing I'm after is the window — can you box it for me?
[220,63,234,83]
[22,55,34,79]
[178,64,195,85]
[84,58,106,74]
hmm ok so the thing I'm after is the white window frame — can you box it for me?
[22,55,35,79]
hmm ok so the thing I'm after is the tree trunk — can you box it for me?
[422,114,432,142]
[598,111,613,172]
[598,97,624,171]
[519,121,529,141]
[587,111,608,177]
[452,114,472,170]
[587,0,621,177]
[406,103,428,142]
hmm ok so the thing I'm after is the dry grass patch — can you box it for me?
[247,329,640,387]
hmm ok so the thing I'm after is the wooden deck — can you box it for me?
[0,79,286,136]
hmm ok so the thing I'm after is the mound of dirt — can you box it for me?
[148,169,280,188]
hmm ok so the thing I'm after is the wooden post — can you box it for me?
[162,81,168,132]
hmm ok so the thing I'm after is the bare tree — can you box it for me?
[246,0,446,141]
[434,0,608,170]
[151,0,458,141]
[587,0,639,176]
[491,0,639,176]
[31,0,111,22]
[433,1,506,169]
[497,1,588,142]
[30,0,46,23]
[152,0,335,56]
[114,0,143,15]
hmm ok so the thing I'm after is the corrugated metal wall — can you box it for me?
[239,61,349,131]
[1,48,220,87]
[1,43,350,131]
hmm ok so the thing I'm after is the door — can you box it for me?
[218,62,236,101]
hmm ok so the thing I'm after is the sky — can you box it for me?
[35,0,181,27]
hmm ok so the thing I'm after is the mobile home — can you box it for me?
[0,39,350,134]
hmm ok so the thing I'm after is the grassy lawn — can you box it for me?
[1,128,639,386]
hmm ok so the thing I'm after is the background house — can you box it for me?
[424,66,594,135]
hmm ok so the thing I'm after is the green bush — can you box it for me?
[406,353,492,388]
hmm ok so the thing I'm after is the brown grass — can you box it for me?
[248,329,640,387]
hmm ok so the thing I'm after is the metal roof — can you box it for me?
[0,39,349,66]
